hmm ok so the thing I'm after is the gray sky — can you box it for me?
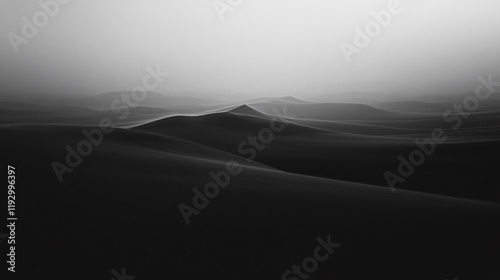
[1,0,499,100]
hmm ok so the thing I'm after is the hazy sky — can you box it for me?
[1,0,499,100]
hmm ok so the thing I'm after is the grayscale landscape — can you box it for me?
[1,1,499,279]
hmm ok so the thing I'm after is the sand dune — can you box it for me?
[134,102,500,203]
[251,101,405,121]
[2,96,499,279]
[1,122,499,279]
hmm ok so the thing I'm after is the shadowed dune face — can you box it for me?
[133,99,500,203]
[1,95,499,279]
[3,97,500,203]
[1,120,499,279]
[252,102,402,121]
[225,104,269,118]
